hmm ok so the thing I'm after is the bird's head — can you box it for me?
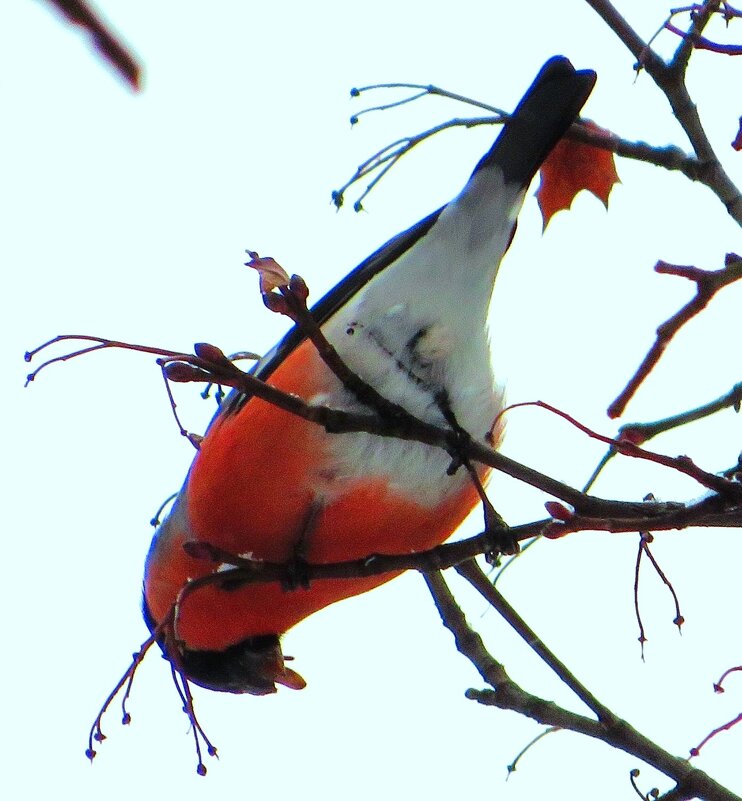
[172,634,307,695]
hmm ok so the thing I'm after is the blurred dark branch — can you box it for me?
[44,0,142,90]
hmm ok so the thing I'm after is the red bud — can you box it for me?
[164,362,212,383]
[289,274,309,302]
[544,501,574,521]
[262,291,290,316]
[194,342,228,364]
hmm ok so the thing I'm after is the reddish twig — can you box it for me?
[665,21,742,54]
[44,0,142,90]
[168,667,218,775]
[496,399,742,500]
[634,534,649,660]
[88,605,218,775]
[634,529,685,660]
[583,380,742,493]
[691,712,742,757]
[608,255,742,419]
[24,334,186,382]
[86,633,158,762]
[640,534,685,633]
[714,666,742,692]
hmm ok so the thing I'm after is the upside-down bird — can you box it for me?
[143,56,596,694]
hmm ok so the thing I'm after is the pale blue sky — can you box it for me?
[3,2,742,799]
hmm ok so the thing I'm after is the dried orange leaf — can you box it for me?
[536,121,620,229]
[246,251,291,293]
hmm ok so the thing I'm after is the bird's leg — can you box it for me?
[434,390,518,559]
[282,502,323,591]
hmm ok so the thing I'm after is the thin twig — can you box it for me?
[497,399,742,500]
[506,727,561,779]
[332,116,501,210]
[583,379,742,491]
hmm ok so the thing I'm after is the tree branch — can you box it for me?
[584,0,742,224]
[43,0,142,90]
[450,561,742,801]
[608,255,742,418]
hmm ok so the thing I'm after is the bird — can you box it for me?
[142,56,596,696]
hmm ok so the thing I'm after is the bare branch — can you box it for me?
[456,561,742,801]
[584,0,742,224]
[619,381,742,445]
[332,116,501,211]
[26,332,742,534]
[608,255,742,418]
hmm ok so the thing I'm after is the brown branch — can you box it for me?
[454,561,742,801]
[131,496,742,609]
[426,564,740,801]
[669,2,723,72]
[457,560,616,720]
[44,0,142,90]
[568,124,702,180]
[540,492,742,539]
[619,381,742,445]
[173,484,741,587]
[23,333,705,521]
[608,255,742,417]
[584,0,742,224]
[27,333,742,532]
